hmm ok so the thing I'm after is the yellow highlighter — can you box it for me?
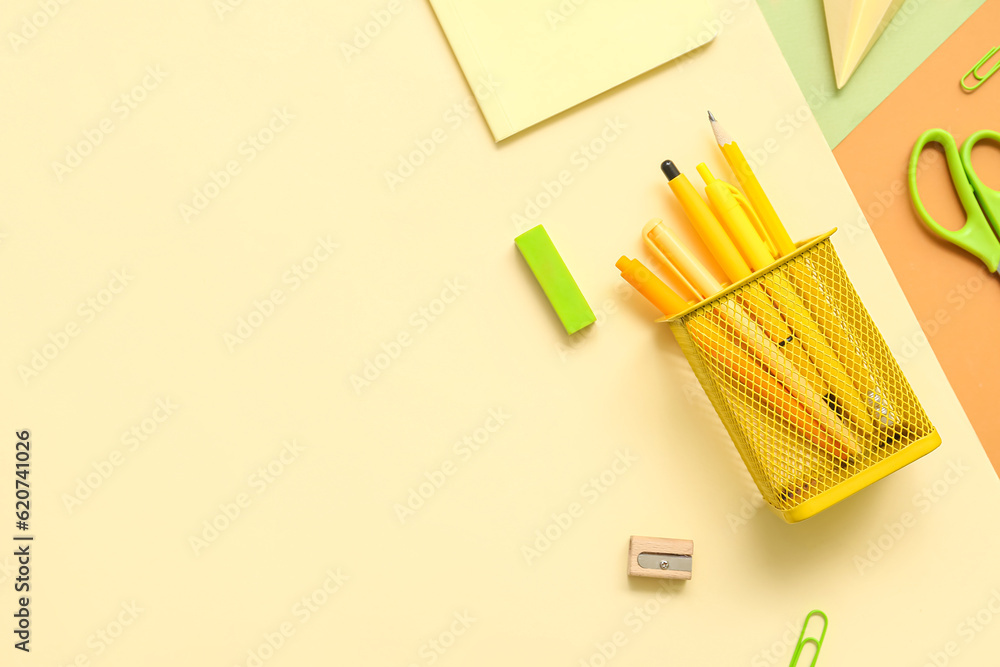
[616,256,691,317]
[642,218,792,346]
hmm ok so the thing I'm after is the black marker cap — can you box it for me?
[660,160,681,181]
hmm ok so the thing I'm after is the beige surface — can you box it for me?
[1,1,998,664]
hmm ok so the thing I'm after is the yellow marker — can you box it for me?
[642,218,722,299]
[643,217,792,347]
[660,160,751,283]
[697,163,775,271]
[708,112,797,257]
[615,256,690,317]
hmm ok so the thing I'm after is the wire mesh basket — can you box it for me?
[666,229,940,522]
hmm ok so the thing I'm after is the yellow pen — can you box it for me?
[764,272,875,435]
[697,163,774,270]
[711,301,860,458]
[689,318,853,460]
[660,160,751,283]
[657,167,798,350]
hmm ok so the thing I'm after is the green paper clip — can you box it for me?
[789,610,828,667]
[961,45,1000,92]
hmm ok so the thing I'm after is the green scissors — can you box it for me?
[908,128,1000,275]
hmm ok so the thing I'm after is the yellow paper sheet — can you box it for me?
[428,0,718,141]
[2,1,998,665]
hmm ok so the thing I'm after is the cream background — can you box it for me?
[1,0,999,665]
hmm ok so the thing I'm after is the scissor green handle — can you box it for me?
[908,128,1000,272]
[961,129,1000,238]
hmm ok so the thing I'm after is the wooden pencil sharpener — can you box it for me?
[627,536,693,580]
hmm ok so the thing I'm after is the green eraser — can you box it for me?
[515,225,595,335]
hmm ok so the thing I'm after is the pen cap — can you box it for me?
[641,218,721,299]
[661,160,682,180]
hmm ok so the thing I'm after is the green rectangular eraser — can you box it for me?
[515,225,595,335]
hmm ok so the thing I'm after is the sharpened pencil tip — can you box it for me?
[708,113,732,146]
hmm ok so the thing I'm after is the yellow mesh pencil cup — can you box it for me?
[663,230,940,522]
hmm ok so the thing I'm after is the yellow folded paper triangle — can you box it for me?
[823,0,905,89]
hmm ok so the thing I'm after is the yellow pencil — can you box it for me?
[699,134,877,438]
[708,111,796,257]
